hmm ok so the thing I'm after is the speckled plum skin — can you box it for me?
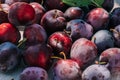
[86,8,109,31]
[70,38,97,69]
[99,48,120,71]
[91,30,114,54]
[53,59,81,80]
[20,67,48,80]
[66,19,93,41]
[82,64,111,80]
[112,25,120,47]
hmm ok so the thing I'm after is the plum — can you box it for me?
[99,48,120,71]
[91,30,114,54]
[23,43,53,70]
[86,8,109,31]
[66,19,93,41]
[70,38,97,69]
[53,59,81,80]
[8,2,35,26]
[0,42,21,72]
[20,67,48,80]
[30,2,45,23]
[23,23,47,47]
[109,7,120,28]
[48,31,72,57]
[82,64,111,80]
[5,0,30,5]
[0,23,20,44]
[111,25,120,47]
[64,7,84,21]
[41,9,66,34]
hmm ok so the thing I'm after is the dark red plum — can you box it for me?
[0,23,20,44]
[41,9,66,34]
[30,2,45,23]
[8,2,35,26]
[23,24,47,47]
[48,31,72,56]
[0,42,21,72]
[66,19,93,41]
[53,59,81,80]
[99,48,120,71]
[86,8,109,31]
[70,38,97,69]
[44,0,69,12]
[20,67,48,80]
[109,7,120,28]
[82,64,111,80]
[91,30,114,54]
[23,43,53,70]
[64,7,84,21]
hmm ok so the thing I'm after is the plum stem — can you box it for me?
[51,56,63,59]
[60,52,66,60]
[63,29,71,36]
[95,61,107,65]
[17,38,27,48]
[110,29,120,38]
[91,37,96,43]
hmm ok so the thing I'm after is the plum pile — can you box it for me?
[0,0,120,80]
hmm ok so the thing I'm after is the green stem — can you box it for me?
[17,38,27,48]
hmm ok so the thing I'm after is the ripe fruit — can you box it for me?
[48,31,72,56]
[8,2,35,26]
[99,48,120,71]
[41,9,66,34]
[23,43,52,70]
[91,30,114,54]
[53,59,81,80]
[70,38,97,69]
[23,23,47,47]
[64,7,84,21]
[5,0,30,5]
[0,42,21,72]
[66,19,93,41]
[82,64,111,80]
[44,0,69,11]
[111,25,120,47]
[0,23,20,44]
[20,67,48,80]
[30,2,45,23]
[86,8,109,31]
[109,7,120,28]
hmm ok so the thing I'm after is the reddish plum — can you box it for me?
[23,24,47,47]
[0,23,20,44]
[99,48,120,71]
[86,8,109,31]
[48,31,72,56]
[8,2,35,26]
[30,2,45,23]
[23,43,53,70]
[70,38,97,69]
[64,7,84,21]
[53,59,81,80]
[41,9,66,34]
